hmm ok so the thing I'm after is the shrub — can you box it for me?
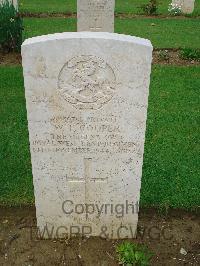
[0,0,23,52]
[168,3,182,16]
[179,48,200,61]
[139,0,158,15]
[158,50,170,61]
[116,241,153,266]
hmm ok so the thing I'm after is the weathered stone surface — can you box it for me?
[77,0,115,32]
[22,32,152,239]
[171,0,195,14]
[0,0,18,9]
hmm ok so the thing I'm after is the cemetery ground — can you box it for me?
[0,207,199,265]
[0,1,200,265]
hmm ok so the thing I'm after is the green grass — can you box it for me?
[141,65,200,209]
[116,18,200,49]
[0,67,33,205]
[23,17,200,49]
[0,66,199,207]
[19,0,200,16]
[23,18,76,40]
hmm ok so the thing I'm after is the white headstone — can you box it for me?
[171,0,195,14]
[22,32,152,239]
[77,0,115,32]
[0,0,18,9]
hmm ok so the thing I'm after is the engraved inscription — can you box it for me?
[80,0,113,12]
[67,158,107,183]
[31,113,138,155]
[66,158,91,182]
[58,55,116,110]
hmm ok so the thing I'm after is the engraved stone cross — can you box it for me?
[66,158,107,183]
[66,158,107,217]
[89,17,102,31]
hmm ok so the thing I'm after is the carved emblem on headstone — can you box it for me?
[58,55,116,110]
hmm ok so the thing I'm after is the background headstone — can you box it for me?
[171,0,195,14]
[0,0,18,9]
[77,0,115,32]
[22,32,152,239]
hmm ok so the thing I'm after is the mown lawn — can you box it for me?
[0,67,33,205]
[0,66,199,208]
[23,17,200,49]
[19,0,200,16]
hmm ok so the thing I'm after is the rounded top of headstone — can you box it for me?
[22,32,153,50]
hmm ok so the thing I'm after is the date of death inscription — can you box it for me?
[31,115,138,155]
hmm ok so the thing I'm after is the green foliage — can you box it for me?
[116,242,153,266]
[158,50,170,61]
[179,48,200,61]
[168,3,182,16]
[0,0,23,52]
[139,0,158,15]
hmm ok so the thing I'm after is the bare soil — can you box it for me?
[0,52,21,66]
[0,207,199,266]
[19,12,200,19]
[20,12,77,18]
[1,50,199,67]
[153,50,200,66]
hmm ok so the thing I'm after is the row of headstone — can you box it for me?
[22,0,152,239]
[76,0,195,24]
[171,0,195,14]
[0,0,195,15]
[76,0,196,31]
